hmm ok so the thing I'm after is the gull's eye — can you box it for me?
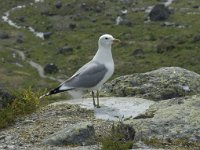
[105,37,108,40]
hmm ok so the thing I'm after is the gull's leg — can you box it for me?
[92,91,96,107]
[96,90,100,108]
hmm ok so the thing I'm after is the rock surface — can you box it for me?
[0,103,102,150]
[105,67,200,101]
[129,95,200,145]
[43,122,95,146]
[63,97,155,121]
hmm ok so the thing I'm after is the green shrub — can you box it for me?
[11,87,40,115]
[0,88,42,129]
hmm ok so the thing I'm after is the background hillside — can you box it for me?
[0,0,200,92]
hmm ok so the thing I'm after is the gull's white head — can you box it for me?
[98,34,120,48]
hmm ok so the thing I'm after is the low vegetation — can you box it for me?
[101,122,135,150]
[0,88,43,129]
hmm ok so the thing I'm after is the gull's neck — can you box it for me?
[92,45,113,63]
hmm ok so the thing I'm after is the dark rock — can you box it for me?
[105,67,200,101]
[44,63,58,74]
[55,0,62,9]
[41,11,55,16]
[58,46,73,55]
[192,5,199,9]
[149,4,170,21]
[193,34,200,42]
[156,42,175,53]
[69,23,76,30]
[16,34,24,43]
[0,89,15,109]
[18,16,25,22]
[0,31,9,39]
[43,122,95,146]
[43,32,52,39]
[95,6,101,13]
[132,49,144,57]
[91,18,97,23]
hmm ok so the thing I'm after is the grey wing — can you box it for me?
[60,61,108,90]
[71,61,91,78]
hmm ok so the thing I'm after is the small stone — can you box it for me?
[16,34,24,43]
[18,16,25,22]
[0,31,9,39]
[132,49,144,57]
[69,23,76,30]
[55,0,62,9]
[7,145,15,149]
[58,46,73,55]
[44,63,59,74]
[5,136,14,141]
[43,32,52,39]
[23,119,35,124]
[0,135,6,140]
[192,5,199,9]
[193,34,200,42]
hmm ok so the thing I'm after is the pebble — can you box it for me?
[5,136,14,141]
[7,145,15,149]
[0,135,6,140]
[23,119,35,124]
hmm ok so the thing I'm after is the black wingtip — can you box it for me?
[39,86,63,99]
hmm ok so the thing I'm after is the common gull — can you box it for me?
[40,34,120,108]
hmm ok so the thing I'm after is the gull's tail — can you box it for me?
[39,85,74,99]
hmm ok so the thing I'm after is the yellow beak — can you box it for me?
[113,38,121,43]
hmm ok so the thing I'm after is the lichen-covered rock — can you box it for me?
[130,95,200,146]
[43,122,95,146]
[105,67,200,101]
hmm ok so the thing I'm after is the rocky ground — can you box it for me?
[0,67,200,150]
[0,0,200,149]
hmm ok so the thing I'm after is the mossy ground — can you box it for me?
[1,0,200,91]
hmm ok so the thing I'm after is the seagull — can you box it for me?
[40,34,120,108]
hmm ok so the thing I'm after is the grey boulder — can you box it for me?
[131,95,200,144]
[43,122,95,146]
[105,67,200,101]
